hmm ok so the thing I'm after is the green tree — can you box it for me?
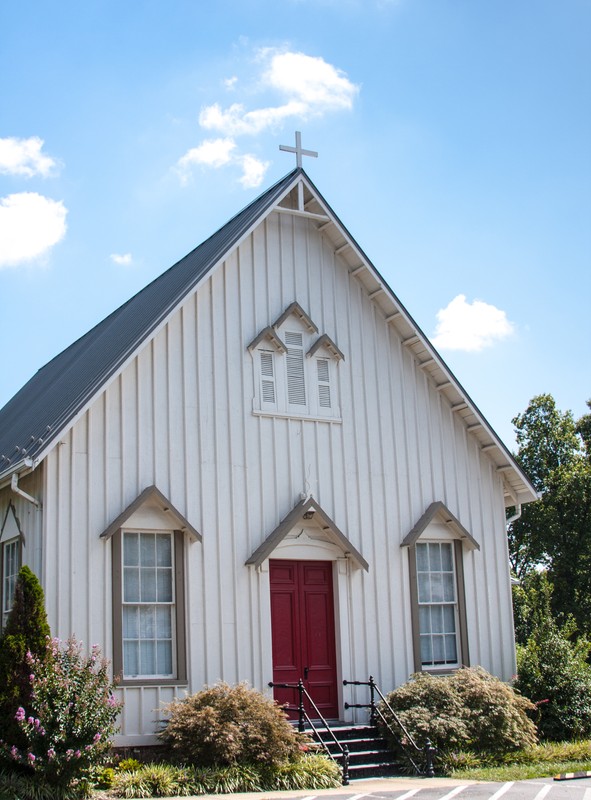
[508,395,591,635]
[0,566,51,752]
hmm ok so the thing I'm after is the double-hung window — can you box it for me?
[122,531,175,679]
[416,541,459,668]
[2,539,20,629]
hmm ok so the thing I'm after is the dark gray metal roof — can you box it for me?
[0,168,300,479]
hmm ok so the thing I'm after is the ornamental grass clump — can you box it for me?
[159,681,304,768]
[0,637,121,795]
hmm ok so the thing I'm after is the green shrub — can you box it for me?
[116,757,142,773]
[159,681,304,767]
[515,616,591,740]
[0,637,121,793]
[379,667,537,763]
[0,566,51,751]
[111,755,341,798]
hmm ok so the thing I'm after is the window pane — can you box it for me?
[417,573,431,603]
[443,572,455,602]
[420,635,432,665]
[140,640,156,676]
[156,640,173,676]
[432,635,445,664]
[445,634,458,663]
[431,605,444,633]
[157,569,172,602]
[416,543,429,572]
[431,573,444,602]
[140,568,157,602]
[428,543,442,571]
[419,605,431,633]
[140,533,156,567]
[123,533,139,566]
[441,542,453,571]
[156,536,172,567]
[123,641,139,676]
[123,568,140,602]
[156,606,172,638]
[443,604,456,633]
[139,606,155,638]
[123,606,138,638]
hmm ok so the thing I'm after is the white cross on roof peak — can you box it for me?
[279,131,318,168]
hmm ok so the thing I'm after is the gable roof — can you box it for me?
[245,496,369,571]
[0,167,537,507]
[401,501,480,551]
[0,168,300,482]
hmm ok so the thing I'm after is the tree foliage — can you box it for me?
[0,566,51,751]
[514,579,591,740]
[508,394,591,635]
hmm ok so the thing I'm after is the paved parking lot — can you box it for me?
[207,776,591,800]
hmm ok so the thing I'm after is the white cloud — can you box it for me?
[111,252,133,266]
[200,50,358,138]
[238,155,271,188]
[0,136,59,178]
[177,47,359,188]
[431,294,515,352]
[0,192,67,268]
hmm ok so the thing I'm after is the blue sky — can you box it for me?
[1,0,589,450]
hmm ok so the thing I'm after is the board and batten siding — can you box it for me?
[30,208,514,743]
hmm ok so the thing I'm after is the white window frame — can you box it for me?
[415,540,460,669]
[1,537,20,629]
[251,320,341,422]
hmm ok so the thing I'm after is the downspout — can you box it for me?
[11,471,41,508]
[506,504,522,527]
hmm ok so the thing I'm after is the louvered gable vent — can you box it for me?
[260,351,276,404]
[317,358,331,408]
[285,331,306,406]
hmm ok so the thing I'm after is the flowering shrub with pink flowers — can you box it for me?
[0,637,121,793]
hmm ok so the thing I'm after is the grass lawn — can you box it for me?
[448,741,591,782]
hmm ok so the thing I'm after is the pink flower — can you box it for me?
[74,750,81,758]
[27,753,35,764]
[93,732,101,742]
[47,748,55,759]
[15,707,25,722]
[10,746,18,759]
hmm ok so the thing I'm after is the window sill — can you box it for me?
[118,678,189,688]
[252,409,342,424]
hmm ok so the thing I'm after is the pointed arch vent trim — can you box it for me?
[307,333,345,361]
[246,497,368,571]
[247,326,287,354]
[401,501,480,551]
[272,302,318,333]
[100,485,201,542]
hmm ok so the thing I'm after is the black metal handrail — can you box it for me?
[269,679,350,785]
[343,676,436,777]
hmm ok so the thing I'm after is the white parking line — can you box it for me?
[488,783,515,800]
[583,789,591,800]
[346,794,370,800]
[396,790,420,800]
[532,785,552,800]
[438,786,468,800]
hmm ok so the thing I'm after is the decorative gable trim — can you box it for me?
[247,326,287,354]
[100,485,201,542]
[307,333,345,361]
[272,302,318,333]
[401,501,480,551]
[1,501,25,545]
[246,497,368,571]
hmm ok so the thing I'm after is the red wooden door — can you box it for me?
[270,560,339,719]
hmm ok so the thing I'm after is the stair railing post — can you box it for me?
[297,679,306,733]
[342,743,350,785]
[368,675,377,726]
[424,739,436,778]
